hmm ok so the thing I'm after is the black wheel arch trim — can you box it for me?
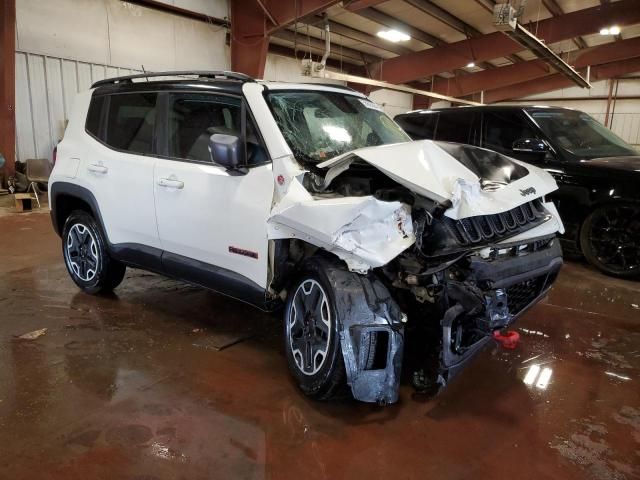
[50,182,109,239]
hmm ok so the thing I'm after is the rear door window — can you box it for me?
[104,92,158,155]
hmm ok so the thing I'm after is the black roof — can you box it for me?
[92,70,251,96]
[93,78,248,96]
[398,104,579,116]
[91,70,361,97]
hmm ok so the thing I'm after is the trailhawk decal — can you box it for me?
[228,246,259,259]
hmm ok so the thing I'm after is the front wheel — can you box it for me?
[62,210,126,294]
[580,203,640,278]
[284,259,347,400]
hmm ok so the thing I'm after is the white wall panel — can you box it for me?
[15,53,36,162]
[44,58,66,143]
[263,54,345,84]
[107,1,177,71]
[61,60,79,120]
[173,17,228,70]
[15,51,143,164]
[27,55,52,160]
[16,0,229,71]
[77,62,92,92]
[369,89,413,119]
[152,0,228,19]
[16,0,110,64]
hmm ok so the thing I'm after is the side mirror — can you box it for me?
[512,138,549,153]
[208,134,241,169]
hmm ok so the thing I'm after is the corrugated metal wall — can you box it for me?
[15,50,141,164]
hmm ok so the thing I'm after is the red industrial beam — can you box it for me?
[368,0,640,84]
[231,0,341,78]
[0,0,15,185]
[485,57,640,103]
[432,36,640,98]
[345,0,388,11]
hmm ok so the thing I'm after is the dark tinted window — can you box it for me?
[167,93,267,165]
[396,113,438,140]
[435,112,475,144]
[482,110,536,154]
[86,95,105,139]
[105,93,157,155]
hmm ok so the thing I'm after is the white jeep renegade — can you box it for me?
[49,71,564,404]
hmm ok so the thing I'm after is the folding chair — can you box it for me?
[25,158,51,208]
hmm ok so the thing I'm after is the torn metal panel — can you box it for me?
[269,196,415,273]
[324,264,404,404]
[318,140,559,220]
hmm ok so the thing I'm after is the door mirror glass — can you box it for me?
[208,134,241,169]
[512,138,549,153]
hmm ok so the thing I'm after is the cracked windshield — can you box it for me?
[267,90,410,163]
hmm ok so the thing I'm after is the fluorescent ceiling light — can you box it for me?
[466,62,476,68]
[600,26,621,35]
[377,29,410,42]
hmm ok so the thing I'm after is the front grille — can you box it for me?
[444,199,548,247]
[506,275,547,314]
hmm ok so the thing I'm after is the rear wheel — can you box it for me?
[580,203,640,278]
[62,210,126,294]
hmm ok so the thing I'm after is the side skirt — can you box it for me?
[110,243,276,311]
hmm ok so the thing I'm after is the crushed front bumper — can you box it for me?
[439,239,563,385]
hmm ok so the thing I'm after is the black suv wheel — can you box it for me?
[580,203,640,278]
[62,210,126,294]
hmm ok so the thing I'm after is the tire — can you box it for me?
[284,257,382,401]
[62,210,126,294]
[580,203,640,278]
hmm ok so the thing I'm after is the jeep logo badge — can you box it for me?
[520,187,536,196]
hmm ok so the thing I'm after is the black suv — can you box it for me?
[396,106,640,278]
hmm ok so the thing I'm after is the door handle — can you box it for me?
[87,164,108,174]
[157,177,185,189]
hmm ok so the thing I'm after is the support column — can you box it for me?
[230,0,269,78]
[0,0,16,186]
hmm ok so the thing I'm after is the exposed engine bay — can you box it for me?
[268,140,564,403]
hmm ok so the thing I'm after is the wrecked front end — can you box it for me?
[269,140,564,403]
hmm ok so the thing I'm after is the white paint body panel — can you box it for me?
[49,90,160,249]
[154,160,274,287]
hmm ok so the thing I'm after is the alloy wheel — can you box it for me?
[588,205,640,274]
[65,224,99,282]
[287,279,332,376]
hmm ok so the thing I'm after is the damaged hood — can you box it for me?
[318,140,558,219]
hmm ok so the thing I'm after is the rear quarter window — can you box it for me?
[85,95,106,139]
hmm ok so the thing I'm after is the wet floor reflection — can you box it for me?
[1,213,639,479]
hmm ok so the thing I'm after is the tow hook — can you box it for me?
[493,329,520,349]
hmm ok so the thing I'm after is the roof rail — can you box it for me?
[91,70,253,89]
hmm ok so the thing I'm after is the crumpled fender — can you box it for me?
[321,261,404,404]
[268,154,415,273]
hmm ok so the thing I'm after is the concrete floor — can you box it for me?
[1,211,639,480]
